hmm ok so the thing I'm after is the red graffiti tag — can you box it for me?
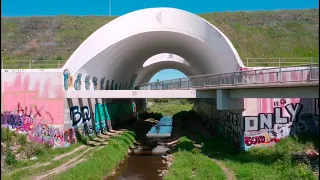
[244,135,266,146]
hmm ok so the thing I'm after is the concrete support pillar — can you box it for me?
[135,98,147,113]
[216,89,244,110]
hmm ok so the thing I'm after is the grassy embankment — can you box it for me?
[198,131,318,180]
[147,99,193,116]
[1,127,80,170]
[165,136,227,180]
[150,100,319,180]
[1,127,83,179]
[1,126,137,180]
[1,9,319,68]
[52,132,136,180]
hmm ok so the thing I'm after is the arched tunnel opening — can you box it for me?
[62,8,245,179]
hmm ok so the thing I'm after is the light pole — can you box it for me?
[109,0,112,16]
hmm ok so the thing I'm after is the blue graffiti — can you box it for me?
[63,69,70,90]
[92,76,98,90]
[100,77,105,90]
[85,75,90,90]
[74,73,82,90]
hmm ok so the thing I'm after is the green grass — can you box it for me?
[147,99,193,116]
[196,132,318,180]
[13,143,82,169]
[51,132,136,180]
[1,147,89,180]
[165,137,227,180]
[1,127,82,172]
[1,9,318,68]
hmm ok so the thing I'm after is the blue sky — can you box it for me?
[2,0,318,16]
[2,0,318,82]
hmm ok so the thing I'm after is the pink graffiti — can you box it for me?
[28,124,74,148]
[3,73,65,125]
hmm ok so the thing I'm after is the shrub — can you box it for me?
[5,151,17,165]
[56,56,63,60]
[17,145,25,153]
[34,144,47,156]
[1,127,12,142]
[43,142,52,149]
[294,163,316,180]
[25,143,35,158]
[18,134,27,145]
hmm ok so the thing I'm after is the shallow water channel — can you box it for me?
[106,143,170,180]
[106,117,173,180]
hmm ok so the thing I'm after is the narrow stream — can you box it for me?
[106,143,170,180]
[106,116,173,180]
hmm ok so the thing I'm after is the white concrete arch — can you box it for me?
[63,7,244,90]
[134,60,198,87]
[143,53,190,67]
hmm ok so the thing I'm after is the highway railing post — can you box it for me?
[232,72,235,85]
[29,60,32,69]
[246,58,249,67]
[254,70,257,84]
[278,67,282,82]
[278,58,281,67]
[309,64,312,81]
[180,78,182,89]
[58,60,60,68]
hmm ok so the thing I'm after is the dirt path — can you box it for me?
[33,146,96,180]
[52,145,87,161]
[188,121,237,180]
[212,159,237,180]
[3,145,87,176]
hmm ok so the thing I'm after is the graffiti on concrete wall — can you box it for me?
[85,75,90,90]
[105,80,109,90]
[95,103,109,134]
[63,69,70,90]
[100,77,105,90]
[2,72,72,148]
[243,99,319,150]
[68,76,73,89]
[69,106,94,137]
[74,73,82,90]
[3,73,65,124]
[110,80,114,90]
[193,99,243,148]
[194,98,319,150]
[1,111,75,148]
[92,76,98,90]
[64,128,77,144]
[69,102,135,138]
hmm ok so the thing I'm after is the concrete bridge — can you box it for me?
[1,7,319,150]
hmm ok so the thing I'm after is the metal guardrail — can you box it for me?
[138,64,319,90]
[1,60,63,69]
[1,57,318,69]
[243,57,318,67]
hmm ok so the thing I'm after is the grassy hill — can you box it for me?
[1,9,319,67]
